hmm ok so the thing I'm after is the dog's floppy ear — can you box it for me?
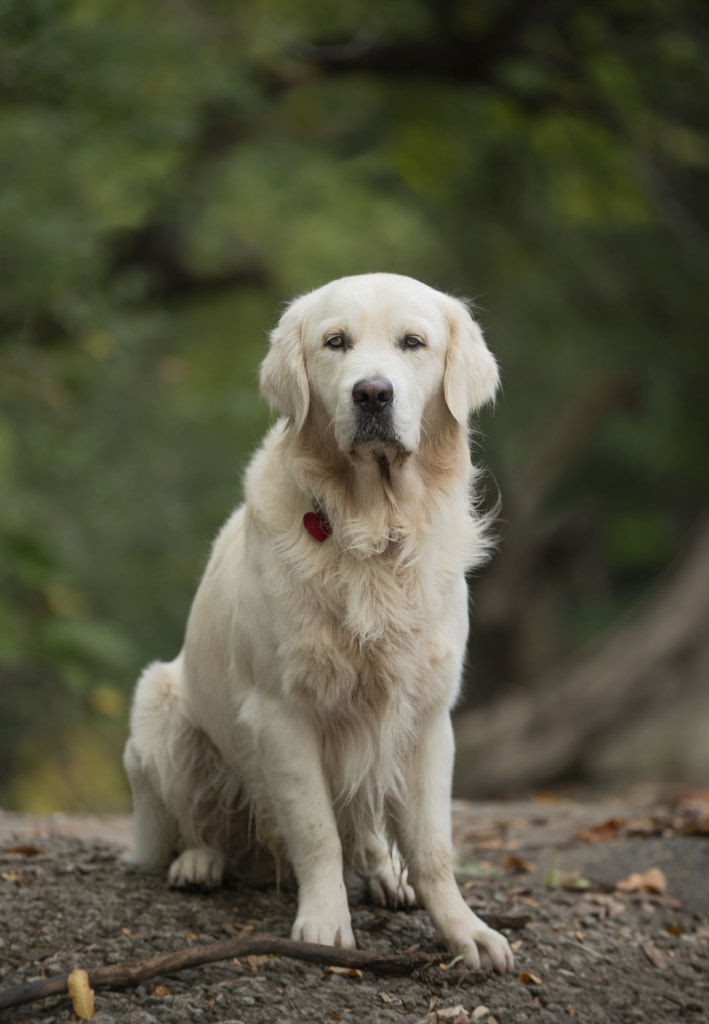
[260,297,310,431]
[442,296,500,424]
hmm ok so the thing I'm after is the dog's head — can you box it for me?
[260,273,499,457]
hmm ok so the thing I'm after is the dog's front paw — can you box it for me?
[292,888,356,948]
[291,914,356,948]
[168,848,224,889]
[447,921,515,974]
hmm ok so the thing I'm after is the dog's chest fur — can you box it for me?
[244,446,468,722]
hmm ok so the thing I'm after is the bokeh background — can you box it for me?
[1,0,708,813]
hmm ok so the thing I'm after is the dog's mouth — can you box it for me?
[349,405,411,461]
[350,414,406,452]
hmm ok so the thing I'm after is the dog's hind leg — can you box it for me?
[124,727,226,887]
[123,736,177,870]
[124,657,229,888]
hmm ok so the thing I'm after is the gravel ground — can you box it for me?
[0,797,707,1023]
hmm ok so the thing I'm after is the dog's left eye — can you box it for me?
[401,334,425,350]
[324,334,347,350]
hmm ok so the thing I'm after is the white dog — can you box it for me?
[123,272,513,973]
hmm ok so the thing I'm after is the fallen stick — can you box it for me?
[0,914,529,1013]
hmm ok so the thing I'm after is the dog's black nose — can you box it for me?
[352,377,394,412]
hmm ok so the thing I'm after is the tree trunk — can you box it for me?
[454,519,709,796]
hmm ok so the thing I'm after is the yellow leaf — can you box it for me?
[517,971,542,985]
[616,867,668,894]
[67,968,95,1020]
[324,965,363,978]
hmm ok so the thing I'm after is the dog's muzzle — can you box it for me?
[351,377,403,449]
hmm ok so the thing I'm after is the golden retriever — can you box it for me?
[123,272,513,972]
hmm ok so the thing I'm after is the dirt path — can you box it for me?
[1,796,707,1023]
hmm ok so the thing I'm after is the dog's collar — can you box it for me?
[303,507,331,542]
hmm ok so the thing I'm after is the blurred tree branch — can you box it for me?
[111,220,267,304]
[295,0,564,87]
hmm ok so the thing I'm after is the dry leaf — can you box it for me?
[616,867,668,894]
[325,965,363,979]
[3,845,43,857]
[626,817,658,837]
[641,943,668,970]
[1,871,22,885]
[576,817,625,844]
[433,1006,469,1022]
[67,968,95,1020]
[246,953,269,975]
[518,971,542,985]
[501,854,535,874]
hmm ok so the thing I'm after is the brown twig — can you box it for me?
[0,916,529,1013]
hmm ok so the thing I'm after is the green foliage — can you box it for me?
[0,0,707,808]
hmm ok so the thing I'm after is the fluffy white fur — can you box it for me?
[123,272,514,972]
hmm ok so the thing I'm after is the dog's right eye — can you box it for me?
[324,334,347,350]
